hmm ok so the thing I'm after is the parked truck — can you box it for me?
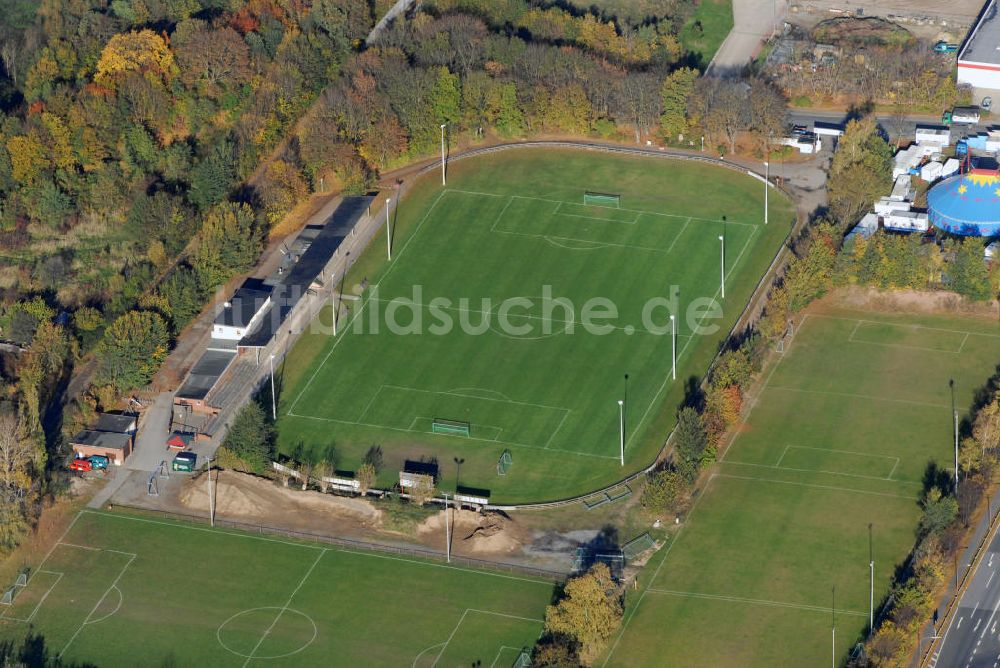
[942,107,981,125]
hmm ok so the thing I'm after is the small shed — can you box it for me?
[70,430,132,465]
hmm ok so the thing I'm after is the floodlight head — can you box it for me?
[618,399,624,406]
[719,235,724,241]
[441,123,446,129]
[764,161,768,167]
[386,198,390,204]
[670,314,675,321]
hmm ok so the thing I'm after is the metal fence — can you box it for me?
[107,504,566,581]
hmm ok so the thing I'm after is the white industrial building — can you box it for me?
[958,0,1000,90]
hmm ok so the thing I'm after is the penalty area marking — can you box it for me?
[58,551,137,660]
[429,609,544,668]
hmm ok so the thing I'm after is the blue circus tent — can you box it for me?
[927,168,1000,237]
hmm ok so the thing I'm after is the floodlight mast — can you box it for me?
[618,399,625,466]
[442,492,451,563]
[385,198,392,261]
[719,235,726,299]
[206,456,214,527]
[670,314,677,381]
[764,161,769,225]
[269,354,276,420]
[440,124,447,186]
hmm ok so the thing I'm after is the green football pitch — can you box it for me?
[0,510,552,666]
[603,307,1000,667]
[277,148,793,503]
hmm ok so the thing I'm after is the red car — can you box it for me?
[69,458,92,473]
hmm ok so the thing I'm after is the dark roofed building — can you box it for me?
[213,279,273,341]
[70,430,132,464]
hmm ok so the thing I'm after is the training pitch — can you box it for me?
[0,511,552,666]
[603,306,1000,666]
[278,148,793,503]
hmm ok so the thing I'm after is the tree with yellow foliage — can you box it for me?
[544,563,622,664]
[95,30,175,86]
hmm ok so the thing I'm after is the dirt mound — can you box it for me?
[179,470,381,529]
[418,509,528,555]
[812,17,914,47]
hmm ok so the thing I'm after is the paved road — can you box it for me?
[935,517,1000,668]
[706,0,786,75]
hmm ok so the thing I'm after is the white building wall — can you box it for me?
[957,64,1000,90]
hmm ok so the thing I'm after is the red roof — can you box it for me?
[166,433,193,449]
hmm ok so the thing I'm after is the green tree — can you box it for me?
[96,311,170,392]
[159,265,205,332]
[827,116,892,225]
[640,468,687,513]
[919,487,958,537]
[948,238,992,301]
[193,202,265,290]
[221,402,275,474]
[660,67,697,141]
[431,66,461,125]
[544,563,622,663]
[674,407,708,482]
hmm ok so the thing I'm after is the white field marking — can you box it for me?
[958,331,971,354]
[216,607,318,660]
[644,588,869,617]
[283,412,620,461]
[664,217,692,255]
[762,385,951,410]
[887,457,900,480]
[713,472,920,501]
[242,548,328,667]
[431,609,544,668]
[720,460,923,487]
[406,416,504,441]
[774,444,791,467]
[288,190,449,415]
[84,511,556,587]
[84,585,123,626]
[717,324,794,464]
[848,320,862,341]
[446,387,515,402]
[777,445,900,475]
[601,475,718,666]
[0,571,64,623]
[847,335,966,355]
[543,409,571,450]
[489,196,516,233]
[553,210,640,225]
[412,642,447,668]
[58,551,137,660]
[364,296,691,338]
[450,189,760,228]
[959,616,964,629]
[977,618,983,632]
[493,226,674,254]
[26,512,83,584]
[490,646,522,668]
[58,542,100,551]
[382,384,571,413]
[805,313,1000,341]
[542,236,606,251]
[627,226,758,450]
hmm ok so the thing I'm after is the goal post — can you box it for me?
[432,418,470,437]
[583,192,621,207]
[497,449,512,475]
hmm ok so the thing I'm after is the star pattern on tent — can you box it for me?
[958,184,968,194]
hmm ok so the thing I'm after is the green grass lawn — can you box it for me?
[678,0,734,67]
[0,511,552,666]
[602,306,999,666]
[276,148,793,503]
